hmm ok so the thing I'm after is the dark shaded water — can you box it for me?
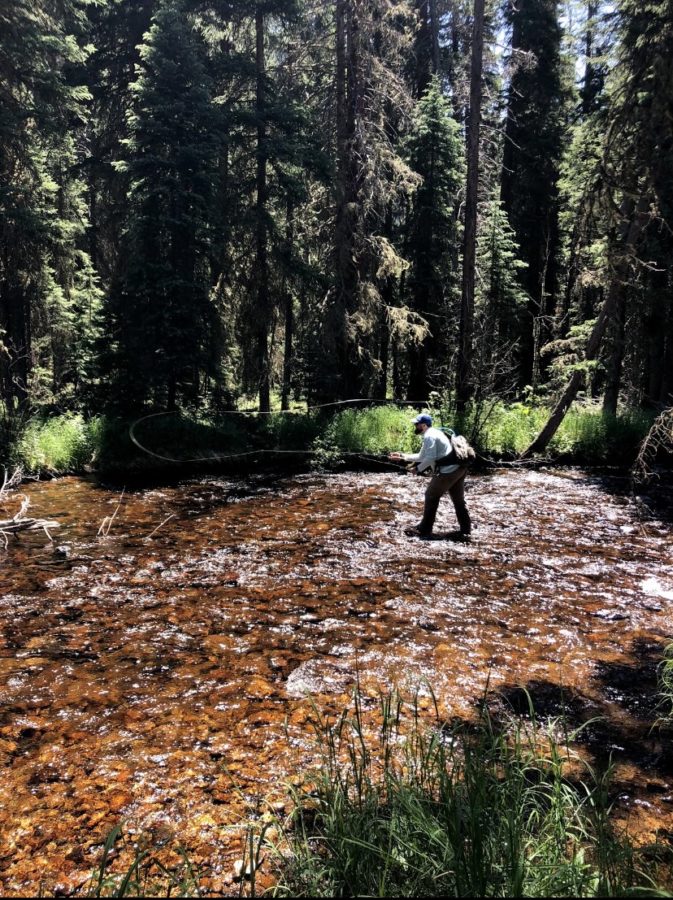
[0,469,672,894]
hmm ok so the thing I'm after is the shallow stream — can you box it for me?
[1,468,672,894]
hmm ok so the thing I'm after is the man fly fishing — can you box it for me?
[389,414,473,540]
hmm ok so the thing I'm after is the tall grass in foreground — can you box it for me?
[83,824,201,898]
[660,645,673,726]
[82,688,671,898]
[273,689,663,897]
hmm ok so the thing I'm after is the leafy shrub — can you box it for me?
[12,414,98,474]
[460,402,653,464]
[312,405,418,463]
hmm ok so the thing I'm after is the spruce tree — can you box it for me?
[405,76,464,400]
[324,0,418,401]
[0,0,95,414]
[107,0,221,411]
[501,0,566,392]
[602,0,673,409]
[476,200,528,342]
[82,0,157,287]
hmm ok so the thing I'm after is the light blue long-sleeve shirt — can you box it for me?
[403,427,459,475]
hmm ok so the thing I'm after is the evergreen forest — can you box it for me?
[2,0,673,463]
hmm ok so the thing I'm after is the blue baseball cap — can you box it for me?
[413,414,432,427]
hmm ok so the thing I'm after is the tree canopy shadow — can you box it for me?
[484,638,673,781]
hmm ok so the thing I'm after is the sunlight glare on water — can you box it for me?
[0,469,672,894]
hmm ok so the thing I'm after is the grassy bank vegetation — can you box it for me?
[660,645,673,726]
[271,690,666,897]
[87,688,670,897]
[0,401,655,476]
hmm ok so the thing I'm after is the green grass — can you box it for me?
[83,824,201,898]
[659,645,673,726]
[11,414,99,474]
[311,405,418,467]
[271,688,664,898]
[460,402,653,464]
[83,684,673,898]
[1,402,656,476]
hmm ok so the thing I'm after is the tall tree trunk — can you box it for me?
[602,285,626,415]
[500,0,563,391]
[456,0,485,412]
[521,196,649,458]
[256,5,271,412]
[661,297,673,405]
[414,1,433,97]
[392,343,403,400]
[377,203,394,401]
[582,1,598,114]
[329,0,350,400]
[281,199,295,411]
[330,0,361,400]
[446,1,462,117]
[0,251,31,414]
[429,0,439,73]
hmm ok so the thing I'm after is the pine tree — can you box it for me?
[476,200,528,339]
[405,76,464,400]
[323,0,418,401]
[501,0,567,392]
[456,0,486,411]
[106,0,221,411]
[602,0,673,409]
[0,0,95,414]
[82,0,157,287]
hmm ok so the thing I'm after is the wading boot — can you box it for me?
[404,525,433,539]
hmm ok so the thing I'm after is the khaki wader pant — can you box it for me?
[418,467,471,535]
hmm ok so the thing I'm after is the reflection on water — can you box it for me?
[0,469,672,894]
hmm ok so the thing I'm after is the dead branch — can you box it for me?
[0,468,60,547]
[97,490,125,538]
[632,407,673,485]
[0,467,22,497]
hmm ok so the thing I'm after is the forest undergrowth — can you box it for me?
[0,403,656,477]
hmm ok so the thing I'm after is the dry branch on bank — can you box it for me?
[633,407,673,484]
[0,468,60,546]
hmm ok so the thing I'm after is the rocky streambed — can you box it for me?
[0,468,672,894]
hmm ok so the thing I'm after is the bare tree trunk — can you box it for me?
[582,1,599,114]
[256,5,271,412]
[281,199,294,411]
[429,0,439,73]
[521,196,649,458]
[327,0,351,400]
[602,285,626,415]
[456,0,485,412]
[661,293,673,405]
[329,0,362,400]
[0,248,31,415]
[446,1,462,115]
